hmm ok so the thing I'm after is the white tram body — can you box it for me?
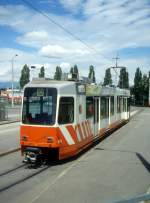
[20,79,130,162]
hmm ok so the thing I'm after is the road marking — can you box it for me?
[30,148,94,203]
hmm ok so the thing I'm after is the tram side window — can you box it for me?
[123,98,127,112]
[111,96,114,115]
[58,97,74,124]
[101,97,109,119]
[86,97,94,119]
[127,98,130,112]
[117,96,121,113]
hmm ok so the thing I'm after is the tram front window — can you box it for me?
[22,87,57,125]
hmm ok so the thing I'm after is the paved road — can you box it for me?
[7,106,21,120]
[0,106,21,155]
[0,122,20,154]
[0,107,149,203]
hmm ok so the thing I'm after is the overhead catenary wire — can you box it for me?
[21,0,112,62]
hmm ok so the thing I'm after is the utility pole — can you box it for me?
[11,54,18,107]
[109,54,126,87]
[112,55,120,86]
[112,55,120,69]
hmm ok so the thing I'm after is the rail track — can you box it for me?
[0,163,50,193]
[0,163,26,177]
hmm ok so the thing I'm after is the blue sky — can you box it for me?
[0,0,150,84]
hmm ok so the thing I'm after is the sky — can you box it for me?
[0,0,150,85]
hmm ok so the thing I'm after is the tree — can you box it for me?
[133,67,142,105]
[39,66,45,78]
[131,68,150,106]
[103,68,112,86]
[70,65,79,79]
[54,66,62,80]
[88,65,96,83]
[73,65,79,76]
[125,71,129,88]
[118,67,129,89]
[70,67,74,74]
[141,74,149,105]
[20,64,30,89]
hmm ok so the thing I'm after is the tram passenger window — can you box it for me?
[86,97,94,119]
[123,98,126,112]
[117,96,121,113]
[111,96,114,115]
[127,98,130,112]
[58,97,74,124]
[101,97,109,119]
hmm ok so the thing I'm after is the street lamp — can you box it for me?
[11,54,18,107]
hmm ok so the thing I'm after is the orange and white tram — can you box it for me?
[20,78,130,164]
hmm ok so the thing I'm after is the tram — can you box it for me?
[20,76,130,164]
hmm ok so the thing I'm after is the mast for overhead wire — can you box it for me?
[109,54,126,87]
[112,55,120,69]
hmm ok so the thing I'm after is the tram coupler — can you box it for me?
[23,147,42,167]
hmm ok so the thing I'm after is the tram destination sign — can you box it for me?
[77,84,86,95]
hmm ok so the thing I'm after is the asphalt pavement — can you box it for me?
[31,107,150,203]
[0,122,20,156]
[0,106,21,155]
[0,105,21,125]
[0,107,149,203]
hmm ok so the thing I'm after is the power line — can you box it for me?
[21,0,112,62]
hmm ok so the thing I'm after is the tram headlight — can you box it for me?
[47,137,54,143]
[22,135,28,141]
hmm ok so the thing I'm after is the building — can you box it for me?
[0,89,23,104]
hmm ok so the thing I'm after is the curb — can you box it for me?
[0,148,20,157]
[130,108,143,119]
[0,120,20,125]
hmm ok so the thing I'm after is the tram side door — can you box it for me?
[94,97,99,137]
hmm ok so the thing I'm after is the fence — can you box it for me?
[0,96,8,121]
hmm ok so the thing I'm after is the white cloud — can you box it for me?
[59,62,71,72]
[39,44,90,58]
[0,5,32,31]
[59,0,83,12]
[17,31,49,48]
[39,44,68,57]
[0,48,58,81]
[0,1,150,83]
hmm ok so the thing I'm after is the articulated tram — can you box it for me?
[20,78,130,164]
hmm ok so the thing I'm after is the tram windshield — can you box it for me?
[22,87,57,125]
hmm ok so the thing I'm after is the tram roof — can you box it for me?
[24,78,130,97]
[25,79,76,88]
